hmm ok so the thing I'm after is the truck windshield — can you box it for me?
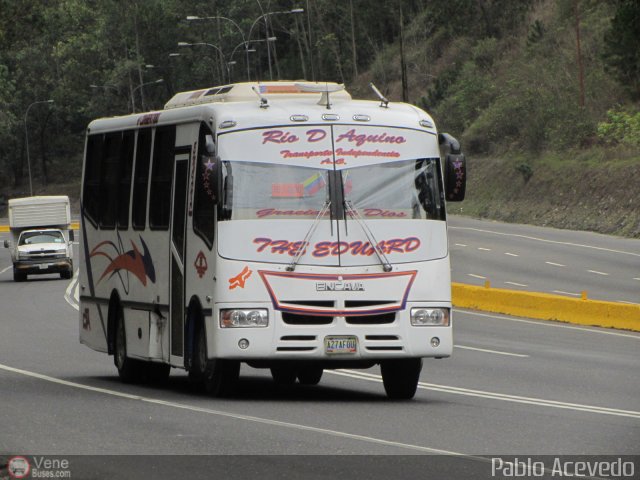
[220,158,445,221]
[19,231,64,245]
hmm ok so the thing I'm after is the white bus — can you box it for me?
[79,81,466,399]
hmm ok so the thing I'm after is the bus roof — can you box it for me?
[86,81,437,136]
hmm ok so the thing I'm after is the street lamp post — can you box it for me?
[178,42,228,83]
[131,79,164,113]
[24,99,54,197]
[247,9,303,80]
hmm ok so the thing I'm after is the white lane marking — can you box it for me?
[504,252,519,257]
[454,308,640,339]
[0,265,12,275]
[332,370,640,419]
[0,362,463,456]
[455,345,529,358]
[620,301,640,305]
[478,247,492,251]
[64,270,80,311]
[587,270,609,276]
[454,243,467,247]
[634,278,640,281]
[545,261,566,267]
[467,274,486,279]
[552,290,581,297]
[449,226,640,258]
[504,281,528,287]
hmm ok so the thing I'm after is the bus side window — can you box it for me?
[82,134,104,227]
[117,130,135,230]
[149,126,176,230]
[193,123,216,249]
[99,132,122,229]
[132,129,152,230]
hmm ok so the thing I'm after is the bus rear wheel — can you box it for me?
[380,358,422,400]
[113,305,145,383]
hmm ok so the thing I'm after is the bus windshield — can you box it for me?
[220,158,445,221]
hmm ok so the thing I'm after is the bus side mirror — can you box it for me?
[444,153,466,202]
[439,132,466,202]
[3,239,9,248]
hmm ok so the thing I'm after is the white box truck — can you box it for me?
[3,195,74,281]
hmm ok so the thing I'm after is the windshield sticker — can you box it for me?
[229,266,253,290]
[253,237,420,257]
[90,234,156,292]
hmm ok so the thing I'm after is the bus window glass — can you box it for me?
[82,134,104,226]
[342,158,445,221]
[132,129,152,230]
[220,161,329,221]
[99,132,122,229]
[149,126,176,230]
[117,130,135,229]
[193,123,216,248]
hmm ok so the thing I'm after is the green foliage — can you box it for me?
[597,109,640,146]
[603,0,640,98]
[0,0,638,191]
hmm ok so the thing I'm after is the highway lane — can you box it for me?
[1,249,638,467]
[449,216,640,304]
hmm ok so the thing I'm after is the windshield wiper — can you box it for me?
[344,200,392,272]
[286,200,331,272]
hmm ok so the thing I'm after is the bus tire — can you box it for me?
[190,321,239,396]
[203,360,240,397]
[380,358,422,400]
[297,367,323,385]
[113,304,145,383]
[271,367,297,385]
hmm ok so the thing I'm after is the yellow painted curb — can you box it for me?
[452,282,640,332]
[0,222,79,232]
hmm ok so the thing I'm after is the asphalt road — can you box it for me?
[1,219,639,479]
[449,216,640,304]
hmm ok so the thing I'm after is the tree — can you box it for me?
[603,0,640,99]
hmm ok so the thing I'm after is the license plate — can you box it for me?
[324,336,358,355]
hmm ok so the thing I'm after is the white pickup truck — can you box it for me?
[3,196,74,282]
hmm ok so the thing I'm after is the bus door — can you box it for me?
[169,148,190,365]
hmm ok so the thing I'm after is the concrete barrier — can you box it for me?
[452,282,640,332]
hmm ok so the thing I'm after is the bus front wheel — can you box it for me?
[297,367,323,385]
[190,322,239,397]
[380,358,422,400]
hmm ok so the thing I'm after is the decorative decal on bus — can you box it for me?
[229,266,253,290]
[194,251,208,278]
[253,237,421,257]
[90,235,156,290]
[258,270,417,316]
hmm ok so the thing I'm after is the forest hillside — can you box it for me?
[0,0,638,235]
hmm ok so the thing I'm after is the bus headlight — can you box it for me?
[410,308,450,326]
[220,309,269,328]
